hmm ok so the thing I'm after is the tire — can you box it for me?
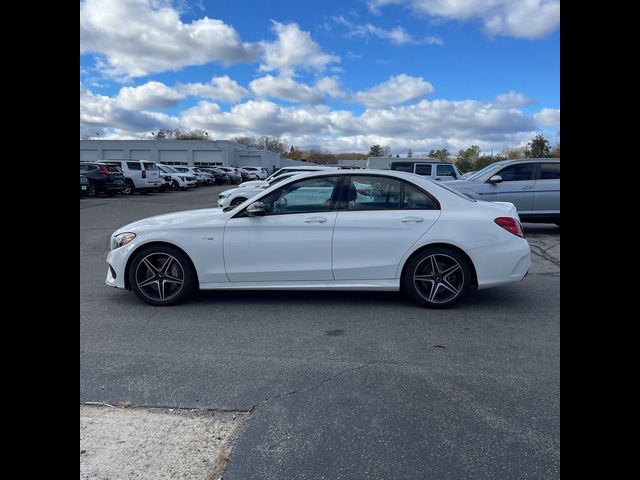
[122,179,135,195]
[171,180,180,191]
[87,182,97,197]
[128,245,196,306]
[403,247,471,309]
[230,197,247,207]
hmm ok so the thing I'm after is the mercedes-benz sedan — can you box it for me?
[106,170,530,308]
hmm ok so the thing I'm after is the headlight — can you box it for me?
[219,193,230,199]
[110,232,136,250]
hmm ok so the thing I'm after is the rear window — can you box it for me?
[127,162,142,170]
[143,162,158,171]
[106,165,121,172]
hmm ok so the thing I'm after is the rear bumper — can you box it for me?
[470,237,531,289]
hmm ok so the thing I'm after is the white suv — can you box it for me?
[217,171,304,209]
[104,160,162,194]
[157,164,198,190]
[240,166,268,179]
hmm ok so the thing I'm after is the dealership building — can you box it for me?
[80,139,308,170]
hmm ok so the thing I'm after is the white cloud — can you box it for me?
[249,75,347,104]
[116,81,185,109]
[80,0,258,78]
[260,21,340,75]
[334,15,442,46]
[368,0,560,39]
[495,91,534,108]
[533,108,560,126]
[353,74,434,108]
[179,76,249,102]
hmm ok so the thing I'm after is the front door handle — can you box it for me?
[401,216,424,223]
[523,185,534,190]
[304,217,327,223]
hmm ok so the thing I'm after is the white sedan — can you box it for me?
[217,172,304,208]
[106,170,531,308]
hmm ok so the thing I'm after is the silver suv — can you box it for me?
[444,158,560,225]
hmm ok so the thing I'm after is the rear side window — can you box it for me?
[414,164,432,176]
[127,162,141,170]
[496,164,535,182]
[143,162,158,171]
[402,183,438,210]
[391,163,414,173]
[436,165,455,176]
[539,163,560,180]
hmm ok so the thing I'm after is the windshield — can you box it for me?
[466,161,509,182]
[161,165,178,173]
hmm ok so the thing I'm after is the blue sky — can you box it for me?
[80,0,560,154]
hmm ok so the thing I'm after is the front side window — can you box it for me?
[539,163,560,180]
[436,164,455,176]
[127,162,142,171]
[259,176,340,215]
[496,163,535,182]
[414,164,432,176]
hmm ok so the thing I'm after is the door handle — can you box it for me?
[304,217,327,223]
[523,185,534,190]
[401,216,424,223]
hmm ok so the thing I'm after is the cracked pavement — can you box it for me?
[81,188,559,479]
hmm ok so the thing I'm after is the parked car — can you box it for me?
[443,158,560,225]
[241,165,338,188]
[236,168,259,182]
[157,164,198,190]
[193,168,216,185]
[80,174,89,196]
[240,166,268,179]
[390,161,462,181]
[171,166,208,186]
[103,160,162,195]
[106,170,530,309]
[199,168,231,185]
[79,162,126,196]
[217,171,304,208]
[217,167,242,184]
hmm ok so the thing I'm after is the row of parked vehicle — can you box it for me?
[80,159,269,197]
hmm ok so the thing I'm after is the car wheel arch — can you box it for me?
[398,242,478,291]
[123,241,200,291]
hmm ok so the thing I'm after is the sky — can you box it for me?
[80,0,560,155]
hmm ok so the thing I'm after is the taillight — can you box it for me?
[494,217,524,238]
[142,170,147,179]
[98,165,110,175]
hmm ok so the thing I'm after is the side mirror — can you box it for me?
[488,175,503,184]
[246,201,266,216]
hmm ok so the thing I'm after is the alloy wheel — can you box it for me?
[413,254,465,304]
[135,253,185,302]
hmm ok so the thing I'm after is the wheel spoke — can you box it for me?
[159,256,173,274]
[430,255,440,274]
[142,258,159,274]
[164,274,183,285]
[441,279,460,295]
[441,263,461,278]
[414,274,435,282]
[138,276,157,288]
[428,282,441,301]
[158,281,165,300]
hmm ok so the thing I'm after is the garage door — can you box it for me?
[103,149,125,159]
[194,150,223,165]
[130,149,151,160]
[158,150,188,163]
[80,150,98,161]
[236,155,262,167]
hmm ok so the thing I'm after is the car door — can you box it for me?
[480,162,536,213]
[223,175,341,282]
[434,164,457,181]
[533,162,560,214]
[332,175,441,280]
[126,161,143,187]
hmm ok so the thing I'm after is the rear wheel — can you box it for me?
[403,247,471,309]
[122,179,135,195]
[171,180,180,191]
[128,245,196,306]
[87,183,97,197]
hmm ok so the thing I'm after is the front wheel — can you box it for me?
[128,245,196,306]
[403,247,471,309]
[230,197,246,207]
[171,180,180,191]
[122,179,135,195]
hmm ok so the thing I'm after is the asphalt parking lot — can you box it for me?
[80,185,560,479]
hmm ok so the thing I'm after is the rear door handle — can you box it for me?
[304,217,327,223]
[401,216,424,223]
[523,185,534,190]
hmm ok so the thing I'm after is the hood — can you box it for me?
[115,208,228,233]
[441,179,470,187]
[240,180,268,188]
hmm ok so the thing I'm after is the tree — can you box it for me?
[427,149,450,160]
[382,145,392,157]
[407,149,413,158]
[527,134,551,158]
[369,144,383,157]
[454,145,480,173]
[502,147,526,159]
[152,128,210,140]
